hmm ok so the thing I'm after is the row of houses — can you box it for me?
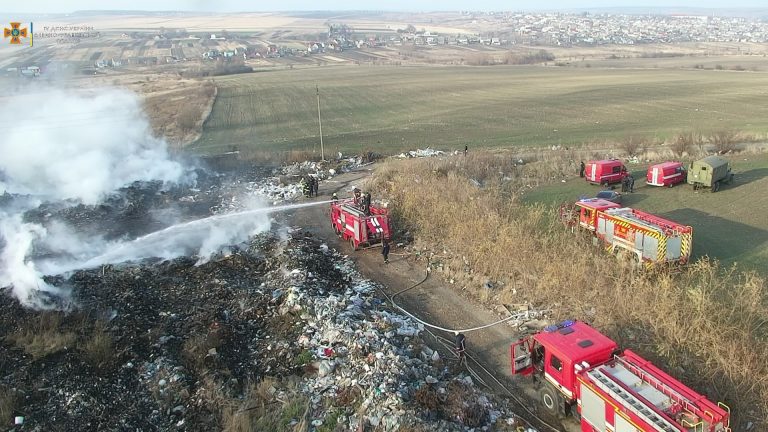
[4,66,40,77]
[203,48,247,60]
[303,31,506,53]
[475,12,768,46]
[94,58,123,68]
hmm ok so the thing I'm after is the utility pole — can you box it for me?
[316,84,324,161]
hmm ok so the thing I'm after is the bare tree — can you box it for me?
[621,136,645,157]
[639,138,651,159]
[177,105,199,131]
[672,131,701,156]
[201,81,216,98]
[695,131,707,154]
[709,130,737,154]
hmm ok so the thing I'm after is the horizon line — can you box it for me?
[8,6,768,14]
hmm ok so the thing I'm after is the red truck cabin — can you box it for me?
[574,199,621,231]
[511,321,618,400]
[536,321,618,402]
[585,160,629,186]
[647,162,686,187]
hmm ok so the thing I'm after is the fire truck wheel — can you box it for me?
[349,238,359,251]
[538,384,562,418]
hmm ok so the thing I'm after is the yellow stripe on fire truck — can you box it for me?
[680,232,692,259]
[657,236,667,262]
[610,216,666,262]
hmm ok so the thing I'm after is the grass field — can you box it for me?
[194,65,768,155]
[522,153,768,271]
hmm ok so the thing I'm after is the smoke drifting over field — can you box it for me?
[0,89,188,203]
[0,88,271,309]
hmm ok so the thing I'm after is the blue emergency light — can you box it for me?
[543,320,575,333]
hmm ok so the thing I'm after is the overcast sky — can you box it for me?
[2,0,768,14]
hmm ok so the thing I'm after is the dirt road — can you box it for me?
[288,165,574,432]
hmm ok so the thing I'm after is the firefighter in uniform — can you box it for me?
[579,161,585,178]
[454,332,466,364]
[362,192,372,215]
[382,239,390,264]
[331,193,338,203]
[531,344,545,383]
[311,176,319,197]
[300,177,310,197]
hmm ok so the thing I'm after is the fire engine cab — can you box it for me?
[511,321,731,432]
[330,199,391,250]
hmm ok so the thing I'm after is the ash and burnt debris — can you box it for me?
[0,231,528,431]
[19,168,245,242]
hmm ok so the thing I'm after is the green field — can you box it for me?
[522,153,768,270]
[194,65,768,155]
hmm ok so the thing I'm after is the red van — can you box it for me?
[584,160,628,186]
[646,161,686,187]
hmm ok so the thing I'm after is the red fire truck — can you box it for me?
[511,320,731,432]
[330,199,391,250]
[560,199,693,266]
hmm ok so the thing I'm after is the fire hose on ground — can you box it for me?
[389,266,548,334]
[373,263,560,432]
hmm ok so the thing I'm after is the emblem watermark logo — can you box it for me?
[4,22,31,46]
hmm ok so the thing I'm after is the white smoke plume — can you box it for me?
[78,207,272,269]
[0,213,70,308]
[0,87,245,309]
[0,88,188,203]
[32,202,274,278]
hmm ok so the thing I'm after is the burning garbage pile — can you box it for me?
[0,163,287,308]
[0,87,539,431]
[0,231,530,431]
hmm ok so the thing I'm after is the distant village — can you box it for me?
[199,12,768,63]
[199,24,502,62]
[5,11,768,78]
[470,11,768,45]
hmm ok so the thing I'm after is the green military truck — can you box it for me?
[687,155,734,192]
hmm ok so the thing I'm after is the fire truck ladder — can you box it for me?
[609,209,666,236]
[611,209,684,237]
[614,356,711,425]
[587,368,680,432]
